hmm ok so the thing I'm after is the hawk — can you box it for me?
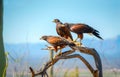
[64,23,103,43]
[40,35,75,52]
[52,19,73,41]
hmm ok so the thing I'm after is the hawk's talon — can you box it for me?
[73,38,78,42]
[73,41,82,46]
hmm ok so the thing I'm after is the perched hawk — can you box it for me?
[64,23,103,43]
[40,35,75,52]
[52,19,73,41]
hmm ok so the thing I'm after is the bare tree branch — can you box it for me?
[29,50,74,77]
[59,54,97,77]
[29,67,35,77]
[29,47,102,77]
[74,46,103,77]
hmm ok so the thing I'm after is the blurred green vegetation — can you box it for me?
[0,0,6,77]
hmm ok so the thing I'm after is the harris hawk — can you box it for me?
[40,35,75,53]
[52,19,73,41]
[64,23,103,44]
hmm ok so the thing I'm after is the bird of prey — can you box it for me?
[40,35,75,53]
[64,23,103,43]
[52,19,73,41]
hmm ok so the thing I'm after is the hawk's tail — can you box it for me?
[93,30,103,40]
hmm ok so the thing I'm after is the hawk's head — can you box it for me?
[40,36,48,40]
[52,19,60,23]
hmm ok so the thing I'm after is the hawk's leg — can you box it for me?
[73,37,82,46]
[80,39,82,46]
[78,34,83,46]
[54,49,63,58]
[73,37,81,46]
[58,49,62,56]
[73,37,79,42]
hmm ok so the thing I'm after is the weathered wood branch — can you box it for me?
[73,46,103,77]
[59,54,98,77]
[29,46,102,77]
[29,50,74,77]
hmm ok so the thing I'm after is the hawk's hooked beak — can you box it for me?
[52,20,55,22]
[40,37,43,40]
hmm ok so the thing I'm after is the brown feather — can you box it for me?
[78,33,83,40]
[40,36,75,52]
[70,24,93,33]
[65,23,103,40]
[53,19,73,41]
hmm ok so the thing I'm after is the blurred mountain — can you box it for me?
[4,35,120,70]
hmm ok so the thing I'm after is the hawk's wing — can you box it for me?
[56,24,73,41]
[70,24,95,33]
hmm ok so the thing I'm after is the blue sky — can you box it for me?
[3,0,120,44]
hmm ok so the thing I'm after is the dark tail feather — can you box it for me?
[93,31,103,40]
[94,30,99,33]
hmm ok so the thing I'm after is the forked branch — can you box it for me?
[29,46,102,77]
